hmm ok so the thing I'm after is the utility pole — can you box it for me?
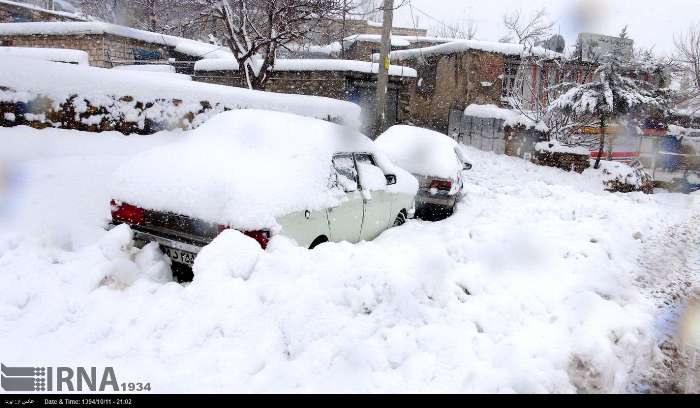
[373,0,394,138]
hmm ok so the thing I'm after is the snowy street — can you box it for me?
[1,126,698,393]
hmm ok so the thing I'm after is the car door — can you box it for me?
[328,153,364,243]
[355,153,393,241]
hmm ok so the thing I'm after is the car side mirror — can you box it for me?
[463,163,473,171]
[385,174,397,185]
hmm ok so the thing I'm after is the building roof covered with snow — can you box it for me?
[387,39,562,62]
[194,58,417,78]
[463,104,547,131]
[0,21,229,59]
[0,0,86,23]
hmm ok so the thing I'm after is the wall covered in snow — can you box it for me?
[0,57,361,134]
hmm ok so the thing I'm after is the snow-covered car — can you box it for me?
[376,125,472,220]
[108,110,418,281]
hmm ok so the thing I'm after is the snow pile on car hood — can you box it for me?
[111,110,417,230]
[376,125,468,180]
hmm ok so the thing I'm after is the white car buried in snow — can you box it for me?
[108,110,418,281]
[376,125,472,220]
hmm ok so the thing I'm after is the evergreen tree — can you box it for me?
[549,29,672,169]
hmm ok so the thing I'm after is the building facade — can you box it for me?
[0,22,231,72]
[0,32,169,68]
[386,41,560,134]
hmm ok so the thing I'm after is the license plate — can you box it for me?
[160,246,197,267]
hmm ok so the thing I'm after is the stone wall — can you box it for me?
[0,33,170,68]
[195,70,349,99]
[400,50,506,133]
[194,69,415,135]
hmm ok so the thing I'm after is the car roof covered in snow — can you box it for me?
[375,125,468,180]
[111,110,417,230]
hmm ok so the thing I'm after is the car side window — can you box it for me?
[332,154,359,192]
[354,153,387,192]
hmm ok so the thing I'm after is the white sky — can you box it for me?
[391,0,698,56]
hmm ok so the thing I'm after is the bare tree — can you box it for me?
[504,56,599,147]
[184,0,352,90]
[78,0,199,34]
[502,8,554,47]
[429,19,478,40]
[354,0,382,23]
[676,27,700,89]
[675,26,700,114]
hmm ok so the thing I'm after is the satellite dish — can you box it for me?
[539,34,566,53]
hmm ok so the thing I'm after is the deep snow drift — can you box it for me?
[0,125,698,393]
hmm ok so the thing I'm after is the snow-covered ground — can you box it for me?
[1,125,698,393]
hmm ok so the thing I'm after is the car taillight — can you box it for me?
[430,180,453,191]
[110,200,145,225]
[217,225,270,250]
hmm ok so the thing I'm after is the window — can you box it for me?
[332,154,358,192]
[132,48,163,61]
[354,154,386,192]
[501,58,521,98]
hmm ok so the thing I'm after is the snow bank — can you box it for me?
[0,57,361,129]
[112,64,192,81]
[536,140,590,156]
[592,161,654,193]
[388,39,561,61]
[2,127,697,392]
[376,125,467,180]
[464,104,546,130]
[0,46,89,65]
[111,110,417,230]
[194,58,417,78]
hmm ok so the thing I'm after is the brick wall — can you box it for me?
[0,33,170,67]
[399,50,506,133]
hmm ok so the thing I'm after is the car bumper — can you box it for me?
[107,223,206,256]
[416,190,458,208]
[131,229,204,254]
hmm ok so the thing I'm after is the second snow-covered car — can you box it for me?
[108,110,418,281]
[376,125,472,220]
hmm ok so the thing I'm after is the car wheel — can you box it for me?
[393,211,407,227]
[309,236,329,250]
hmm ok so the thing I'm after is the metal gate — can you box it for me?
[448,109,506,154]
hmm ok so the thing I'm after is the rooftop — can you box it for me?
[0,0,86,21]
[0,21,230,59]
[384,39,562,61]
[195,58,417,78]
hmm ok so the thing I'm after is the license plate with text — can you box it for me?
[160,246,196,267]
